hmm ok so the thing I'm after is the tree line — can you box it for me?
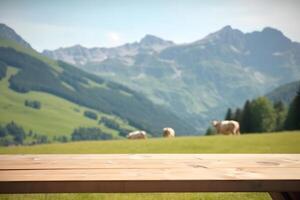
[24,100,41,109]
[0,110,131,146]
[0,121,120,146]
[223,88,300,133]
[0,121,49,146]
[71,127,112,141]
[83,110,132,137]
[84,110,98,120]
[99,117,131,137]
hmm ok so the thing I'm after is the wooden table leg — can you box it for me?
[269,192,300,200]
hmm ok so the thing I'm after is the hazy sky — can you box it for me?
[0,0,299,51]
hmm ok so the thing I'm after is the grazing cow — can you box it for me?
[127,131,147,139]
[212,120,240,135]
[163,127,175,138]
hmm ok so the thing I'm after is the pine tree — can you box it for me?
[234,108,243,122]
[5,121,26,144]
[273,101,287,131]
[285,88,300,130]
[240,100,253,133]
[251,97,276,132]
[225,108,233,120]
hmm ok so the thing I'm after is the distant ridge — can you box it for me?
[266,80,300,104]
[0,23,32,49]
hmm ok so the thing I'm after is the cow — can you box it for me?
[163,127,175,138]
[127,131,147,139]
[212,120,240,135]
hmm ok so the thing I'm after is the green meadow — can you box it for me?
[0,131,299,154]
[0,131,299,200]
[0,67,133,139]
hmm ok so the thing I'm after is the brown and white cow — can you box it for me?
[163,127,175,138]
[212,120,240,135]
[127,131,147,139]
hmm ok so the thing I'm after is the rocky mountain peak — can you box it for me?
[140,34,174,46]
[219,25,233,32]
[262,27,283,36]
[261,27,291,44]
[193,25,245,48]
[211,25,244,41]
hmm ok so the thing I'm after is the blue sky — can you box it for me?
[0,0,299,51]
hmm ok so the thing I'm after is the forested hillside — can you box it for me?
[220,86,300,134]
[0,45,195,137]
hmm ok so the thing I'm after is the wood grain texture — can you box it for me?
[0,154,299,193]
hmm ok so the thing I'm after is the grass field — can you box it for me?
[0,131,299,200]
[0,67,134,139]
[0,131,299,154]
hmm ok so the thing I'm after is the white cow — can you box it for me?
[127,131,147,139]
[212,120,240,135]
[163,127,175,138]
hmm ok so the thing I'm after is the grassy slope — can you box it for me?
[0,39,135,139]
[0,132,299,200]
[0,39,195,136]
[0,67,133,138]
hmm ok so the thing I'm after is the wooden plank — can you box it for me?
[0,154,299,193]
[1,167,300,181]
[0,154,299,170]
[0,180,300,193]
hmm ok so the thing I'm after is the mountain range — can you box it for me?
[43,25,300,132]
[0,23,195,139]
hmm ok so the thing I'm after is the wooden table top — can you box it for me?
[0,154,300,193]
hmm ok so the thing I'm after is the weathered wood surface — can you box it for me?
[0,154,299,194]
